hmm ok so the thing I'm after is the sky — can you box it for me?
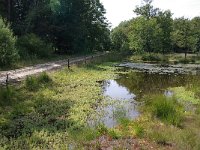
[100,0,200,28]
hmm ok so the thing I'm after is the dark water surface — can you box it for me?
[97,70,200,128]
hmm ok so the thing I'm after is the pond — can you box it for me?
[95,68,200,128]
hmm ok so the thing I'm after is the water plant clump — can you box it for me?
[146,95,184,126]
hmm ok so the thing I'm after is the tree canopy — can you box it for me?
[111,0,200,55]
[0,0,111,55]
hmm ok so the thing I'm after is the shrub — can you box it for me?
[179,58,190,64]
[17,33,53,58]
[141,53,162,62]
[150,95,183,126]
[37,72,52,84]
[108,129,122,139]
[25,76,39,91]
[25,73,52,91]
[0,18,18,66]
[0,86,15,106]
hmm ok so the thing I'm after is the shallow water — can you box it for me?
[98,70,200,128]
[101,80,139,128]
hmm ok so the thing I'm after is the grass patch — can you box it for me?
[146,95,183,126]
[25,72,52,91]
[170,87,200,105]
[0,86,16,106]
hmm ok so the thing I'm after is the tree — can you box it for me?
[111,21,131,51]
[156,10,173,54]
[134,0,159,20]
[0,17,18,66]
[2,0,110,55]
[128,17,162,53]
[172,18,194,58]
[191,17,200,54]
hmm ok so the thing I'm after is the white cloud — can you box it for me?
[100,0,200,28]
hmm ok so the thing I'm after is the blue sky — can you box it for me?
[100,0,200,27]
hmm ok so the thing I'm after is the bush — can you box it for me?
[179,58,190,64]
[25,76,39,91]
[25,73,51,91]
[0,18,18,66]
[17,33,53,58]
[0,86,15,106]
[141,53,162,62]
[37,72,52,83]
[149,95,183,126]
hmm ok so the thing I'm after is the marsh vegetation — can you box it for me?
[0,54,200,149]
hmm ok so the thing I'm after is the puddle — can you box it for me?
[90,69,200,128]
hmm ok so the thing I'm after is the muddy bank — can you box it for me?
[118,63,200,74]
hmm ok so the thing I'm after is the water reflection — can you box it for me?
[101,80,139,128]
[95,71,200,128]
[103,80,136,100]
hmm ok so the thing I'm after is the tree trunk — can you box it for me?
[7,0,11,21]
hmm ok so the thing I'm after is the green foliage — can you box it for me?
[133,0,159,19]
[108,129,122,139]
[37,72,52,84]
[141,53,162,62]
[178,58,191,64]
[6,0,110,54]
[111,21,130,52]
[97,124,108,135]
[170,87,200,105]
[17,33,53,58]
[149,95,183,126]
[148,129,169,145]
[0,18,18,66]
[171,18,195,57]
[25,76,39,91]
[0,86,15,106]
[112,0,199,56]
[25,73,51,91]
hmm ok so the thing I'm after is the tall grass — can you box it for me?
[37,72,52,83]
[149,95,183,126]
[0,86,15,106]
[25,72,52,91]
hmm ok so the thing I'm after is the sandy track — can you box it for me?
[0,53,106,85]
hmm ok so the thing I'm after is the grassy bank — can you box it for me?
[129,53,200,64]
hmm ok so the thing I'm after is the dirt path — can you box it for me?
[0,52,106,85]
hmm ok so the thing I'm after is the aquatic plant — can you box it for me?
[149,95,183,126]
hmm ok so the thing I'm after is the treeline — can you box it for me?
[0,0,110,66]
[111,0,200,57]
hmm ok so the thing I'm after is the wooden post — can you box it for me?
[68,59,70,69]
[6,74,9,88]
[85,57,87,65]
